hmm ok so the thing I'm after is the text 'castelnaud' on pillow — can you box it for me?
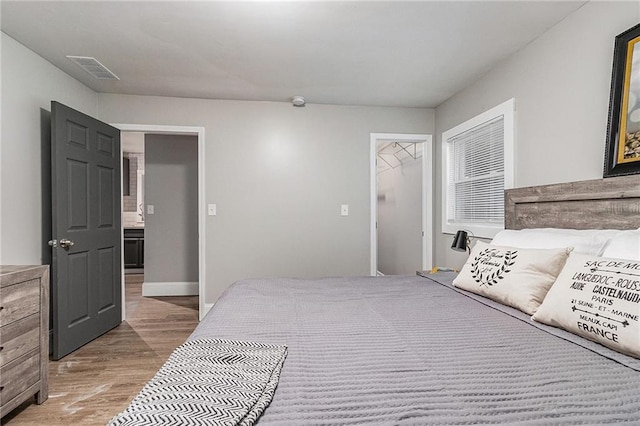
[533,252,640,359]
[453,240,572,315]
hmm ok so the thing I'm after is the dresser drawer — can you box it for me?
[0,350,39,406]
[0,265,48,418]
[0,314,39,366]
[0,280,40,327]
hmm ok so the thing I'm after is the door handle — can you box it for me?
[48,239,75,250]
[59,239,75,249]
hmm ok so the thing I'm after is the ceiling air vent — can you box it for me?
[66,56,119,80]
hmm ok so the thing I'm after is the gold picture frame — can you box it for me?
[604,23,640,177]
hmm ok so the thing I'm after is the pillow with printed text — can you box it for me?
[453,240,571,315]
[533,252,640,358]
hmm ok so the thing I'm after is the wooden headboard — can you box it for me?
[505,175,640,230]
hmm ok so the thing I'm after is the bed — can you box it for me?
[111,175,640,425]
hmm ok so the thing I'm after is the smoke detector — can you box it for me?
[291,96,306,107]
[66,56,119,80]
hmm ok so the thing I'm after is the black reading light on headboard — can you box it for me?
[451,230,471,253]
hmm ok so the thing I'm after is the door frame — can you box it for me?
[370,133,433,275]
[112,123,206,319]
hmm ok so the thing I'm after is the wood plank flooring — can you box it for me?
[1,274,199,425]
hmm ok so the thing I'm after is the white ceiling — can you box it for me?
[0,1,586,108]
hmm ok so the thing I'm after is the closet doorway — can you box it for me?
[370,133,433,275]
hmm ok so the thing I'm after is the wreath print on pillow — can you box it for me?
[453,241,571,315]
[471,247,518,286]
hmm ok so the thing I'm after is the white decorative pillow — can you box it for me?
[533,252,640,358]
[601,230,640,260]
[491,228,618,256]
[453,240,571,315]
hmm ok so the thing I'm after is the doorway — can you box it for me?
[370,133,433,275]
[113,124,206,320]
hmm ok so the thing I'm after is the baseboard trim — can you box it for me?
[142,281,199,297]
[201,303,215,320]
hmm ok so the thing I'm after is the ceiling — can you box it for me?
[0,1,586,108]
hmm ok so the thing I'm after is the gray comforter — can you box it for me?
[190,273,640,425]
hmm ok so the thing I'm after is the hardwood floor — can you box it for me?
[1,274,199,425]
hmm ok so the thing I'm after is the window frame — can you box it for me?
[441,98,515,239]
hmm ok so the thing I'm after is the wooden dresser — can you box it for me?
[0,265,49,418]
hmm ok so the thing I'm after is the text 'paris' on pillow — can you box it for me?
[533,252,640,359]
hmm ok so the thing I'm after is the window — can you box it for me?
[442,98,514,238]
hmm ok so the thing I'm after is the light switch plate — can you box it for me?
[147,204,154,215]
[341,204,349,216]
[208,204,217,216]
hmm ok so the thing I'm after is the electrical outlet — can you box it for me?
[208,204,217,216]
[147,204,154,215]
[341,204,349,216]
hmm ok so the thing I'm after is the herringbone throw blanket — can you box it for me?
[107,339,287,426]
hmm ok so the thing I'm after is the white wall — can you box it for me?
[10,0,627,291]
[144,134,199,292]
[434,1,640,270]
[97,94,434,303]
[377,153,423,275]
[0,33,98,264]
[0,32,433,303]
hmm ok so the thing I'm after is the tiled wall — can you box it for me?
[123,152,144,227]
[123,212,140,227]
[123,154,140,211]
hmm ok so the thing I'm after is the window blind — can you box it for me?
[447,115,505,224]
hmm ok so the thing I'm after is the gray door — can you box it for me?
[50,101,122,360]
